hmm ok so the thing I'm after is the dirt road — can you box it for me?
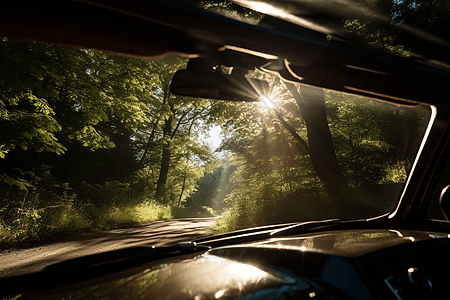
[0,217,219,278]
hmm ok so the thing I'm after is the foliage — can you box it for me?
[0,40,218,247]
[0,194,173,247]
[134,202,173,223]
[342,19,409,56]
[184,0,264,24]
[172,205,216,218]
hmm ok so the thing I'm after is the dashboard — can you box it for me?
[208,229,450,299]
[359,233,449,299]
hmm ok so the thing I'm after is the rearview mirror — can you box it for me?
[171,69,269,102]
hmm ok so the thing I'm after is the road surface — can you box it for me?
[0,217,219,278]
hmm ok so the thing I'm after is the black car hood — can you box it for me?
[30,250,314,300]
[23,229,449,300]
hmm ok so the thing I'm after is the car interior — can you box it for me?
[1,0,450,299]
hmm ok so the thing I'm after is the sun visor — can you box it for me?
[0,0,199,59]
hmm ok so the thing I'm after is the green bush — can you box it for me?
[134,201,173,223]
[172,205,216,219]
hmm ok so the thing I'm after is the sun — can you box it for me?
[261,95,276,110]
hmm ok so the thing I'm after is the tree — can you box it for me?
[281,82,350,200]
[0,38,227,243]
[0,39,163,189]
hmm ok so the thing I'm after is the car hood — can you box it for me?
[31,251,314,300]
[24,229,448,300]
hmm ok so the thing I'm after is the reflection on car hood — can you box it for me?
[35,252,313,300]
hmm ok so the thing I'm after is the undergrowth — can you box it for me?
[211,209,239,234]
[0,201,173,248]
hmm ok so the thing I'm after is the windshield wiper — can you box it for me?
[44,242,209,273]
[270,219,341,237]
[196,219,342,248]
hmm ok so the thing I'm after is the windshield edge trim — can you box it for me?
[389,105,437,219]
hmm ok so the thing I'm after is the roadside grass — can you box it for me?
[210,209,238,234]
[210,217,231,235]
[172,205,216,219]
[134,201,173,223]
[0,201,173,249]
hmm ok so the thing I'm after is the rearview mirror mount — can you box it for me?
[171,69,269,102]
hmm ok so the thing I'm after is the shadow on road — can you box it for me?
[76,218,218,247]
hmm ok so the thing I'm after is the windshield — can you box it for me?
[0,5,436,279]
[213,75,430,231]
[0,37,430,248]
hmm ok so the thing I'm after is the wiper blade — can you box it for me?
[45,242,208,273]
[196,219,341,248]
[270,219,341,237]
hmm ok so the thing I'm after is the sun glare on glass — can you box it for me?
[261,96,276,110]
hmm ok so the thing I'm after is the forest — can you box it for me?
[0,39,224,246]
[0,0,443,246]
[0,37,430,246]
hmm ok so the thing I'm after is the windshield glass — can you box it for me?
[0,38,430,277]
[213,75,430,231]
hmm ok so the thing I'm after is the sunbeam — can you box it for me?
[261,95,276,110]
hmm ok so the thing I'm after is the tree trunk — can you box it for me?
[138,119,158,167]
[155,115,173,201]
[284,83,356,214]
[155,106,190,202]
[285,83,344,182]
[178,168,187,207]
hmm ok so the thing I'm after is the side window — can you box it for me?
[428,159,450,220]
